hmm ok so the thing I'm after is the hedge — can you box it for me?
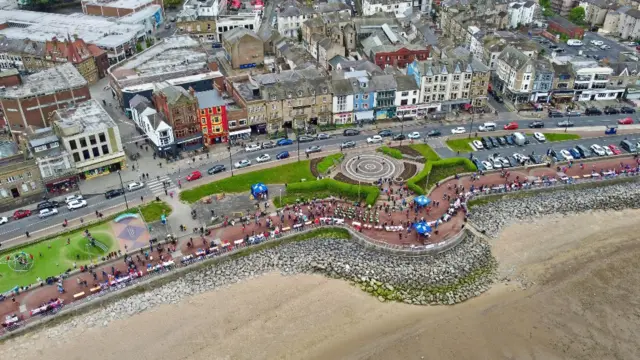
[284,178,380,205]
[376,146,403,159]
[407,158,477,195]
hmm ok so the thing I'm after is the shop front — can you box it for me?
[530,91,550,103]
[44,174,80,196]
[550,90,574,104]
[355,110,375,123]
[374,107,396,121]
[175,134,204,154]
[78,156,125,180]
[333,112,353,124]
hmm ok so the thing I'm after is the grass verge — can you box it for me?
[541,133,581,142]
[316,153,344,173]
[180,161,314,203]
[446,137,480,153]
[407,158,477,195]
[409,144,441,161]
[273,178,380,207]
[139,201,172,223]
[377,146,403,159]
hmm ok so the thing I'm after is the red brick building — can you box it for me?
[81,0,163,18]
[194,90,228,145]
[370,44,430,69]
[547,16,585,40]
[152,82,203,153]
[0,64,90,138]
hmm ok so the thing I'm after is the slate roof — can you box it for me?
[394,75,419,91]
[195,90,226,109]
[497,46,530,71]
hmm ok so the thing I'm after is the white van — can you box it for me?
[567,39,583,46]
[478,122,497,132]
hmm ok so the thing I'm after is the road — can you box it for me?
[0,112,638,242]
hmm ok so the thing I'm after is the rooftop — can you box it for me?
[110,36,215,89]
[222,27,261,43]
[118,5,163,24]
[0,141,18,159]
[81,0,156,9]
[0,63,87,99]
[549,16,583,30]
[0,10,144,48]
[195,90,226,109]
[53,99,117,136]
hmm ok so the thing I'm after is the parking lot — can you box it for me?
[532,32,635,61]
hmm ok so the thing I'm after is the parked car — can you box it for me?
[590,144,606,156]
[366,135,383,144]
[530,155,543,164]
[392,134,406,141]
[276,138,293,146]
[472,140,483,149]
[186,171,202,181]
[488,137,499,148]
[576,144,591,158]
[505,135,515,146]
[340,141,356,149]
[38,208,58,219]
[528,121,544,128]
[245,144,261,152]
[451,127,466,134]
[316,133,330,140]
[490,157,502,169]
[620,139,637,152]
[604,146,614,156]
[566,110,581,117]
[261,140,276,149]
[557,120,574,127]
[481,160,493,170]
[276,151,290,160]
[427,129,442,137]
[105,188,124,199]
[305,145,322,153]
[127,182,145,191]
[255,154,270,163]
[533,132,546,142]
[13,209,31,220]
[67,199,87,210]
[0,216,8,225]
[494,96,504,103]
[378,129,393,137]
[504,122,519,130]
[208,165,226,174]
[499,157,511,168]
[585,107,602,115]
[234,159,251,168]
[560,149,573,160]
[407,131,421,139]
[604,106,620,115]
[297,135,315,143]
[618,117,634,125]
[481,137,492,149]
[65,194,83,203]
[343,129,360,136]
[620,106,636,114]
[37,201,59,210]
[608,144,622,155]
[548,111,564,118]
[569,148,581,159]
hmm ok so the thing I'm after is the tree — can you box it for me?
[297,28,303,43]
[163,0,181,9]
[568,7,585,25]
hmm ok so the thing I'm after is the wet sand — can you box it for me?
[3,210,640,360]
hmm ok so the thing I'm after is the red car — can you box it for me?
[617,117,634,125]
[608,144,622,155]
[13,209,31,220]
[503,122,519,130]
[186,170,202,181]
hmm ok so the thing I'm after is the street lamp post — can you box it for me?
[468,111,475,138]
[117,170,129,210]
[296,127,301,162]
[228,145,233,176]
[564,113,570,133]
[399,112,405,147]
[279,188,282,208]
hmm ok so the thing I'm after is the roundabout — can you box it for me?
[341,154,402,183]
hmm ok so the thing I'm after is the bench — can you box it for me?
[90,286,101,293]
[73,292,85,299]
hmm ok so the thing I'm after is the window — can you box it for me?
[82,149,90,160]
[239,119,247,126]
[99,133,106,143]
[201,109,206,115]
[102,145,109,155]
[401,91,409,96]
[92,147,100,157]
[453,75,460,81]
[215,126,222,133]
[80,138,87,148]
[89,135,97,145]
[229,120,237,127]
[69,140,77,150]
[73,152,80,162]
[201,118,207,124]
[202,127,208,134]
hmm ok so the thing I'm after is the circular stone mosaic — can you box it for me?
[342,154,401,182]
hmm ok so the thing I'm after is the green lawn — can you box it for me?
[139,201,172,222]
[180,161,314,203]
[409,144,441,161]
[377,146,403,159]
[446,137,480,153]
[541,133,581,142]
[0,223,118,292]
[316,153,344,173]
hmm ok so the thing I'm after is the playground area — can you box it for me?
[0,212,153,294]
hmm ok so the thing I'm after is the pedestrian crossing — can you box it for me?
[147,176,178,196]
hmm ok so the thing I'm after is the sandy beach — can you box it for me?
[3,209,640,360]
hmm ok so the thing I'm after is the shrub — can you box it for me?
[406,158,477,194]
[377,146,403,159]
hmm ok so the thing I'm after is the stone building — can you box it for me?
[0,141,44,212]
[222,27,264,69]
[152,82,203,154]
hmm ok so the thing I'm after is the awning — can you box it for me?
[176,135,203,145]
[355,110,374,121]
[552,93,574,98]
[229,128,251,136]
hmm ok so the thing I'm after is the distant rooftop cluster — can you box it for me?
[53,99,117,135]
